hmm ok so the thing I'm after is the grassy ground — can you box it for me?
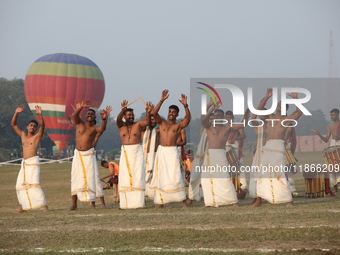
[0,153,339,255]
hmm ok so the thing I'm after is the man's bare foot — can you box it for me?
[100,204,107,209]
[16,208,27,213]
[182,202,187,208]
[155,204,164,209]
[186,200,193,205]
[68,206,77,211]
[43,206,49,212]
[286,201,293,207]
[232,203,239,207]
[252,197,262,207]
[116,207,121,210]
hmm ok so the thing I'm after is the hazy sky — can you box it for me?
[1,0,339,118]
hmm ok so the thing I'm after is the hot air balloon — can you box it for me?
[24,53,105,150]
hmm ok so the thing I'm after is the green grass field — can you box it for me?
[0,152,339,255]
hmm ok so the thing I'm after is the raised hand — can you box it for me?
[121,100,128,109]
[288,92,298,99]
[145,101,154,113]
[179,94,188,106]
[100,106,112,119]
[75,99,90,109]
[266,88,273,98]
[34,105,42,115]
[15,105,25,113]
[161,90,170,101]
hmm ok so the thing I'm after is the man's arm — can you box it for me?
[138,102,153,128]
[178,94,191,129]
[177,129,187,146]
[73,100,90,125]
[251,88,272,121]
[152,89,169,124]
[286,92,303,121]
[230,128,246,143]
[11,105,24,136]
[201,101,219,128]
[116,100,128,128]
[35,105,45,139]
[96,105,112,133]
[314,128,331,143]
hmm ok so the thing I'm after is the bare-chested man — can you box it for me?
[254,89,302,206]
[314,108,340,193]
[149,89,191,208]
[117,100,152,209]
[200,102,249,207]
[11,105,49,213]
[69,100,111,210]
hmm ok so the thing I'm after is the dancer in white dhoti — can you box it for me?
[149,90,191,208]
[11,105,48,212]
[142,116,159,199]
[253,89,303,206]
[69,100,112,210]
[200,102,249,207]
[314,108,340,194]
[117,100,152,209]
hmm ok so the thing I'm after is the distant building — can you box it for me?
[295,135,330,152]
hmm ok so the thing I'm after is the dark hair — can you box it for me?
[187,149,192,154]
[88,108,96,114]
[101,160,108,167]
[214,109,224,115]
[29,120,38,126]
[330,108,339,114]
[124,108,134,115]
[225,110,233,116]
[286,104,289,110]
[169,105,179,113]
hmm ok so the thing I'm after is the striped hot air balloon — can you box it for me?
[24,53,105,150]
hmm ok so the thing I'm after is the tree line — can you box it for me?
[0,78,330,161]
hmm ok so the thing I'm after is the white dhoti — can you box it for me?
[142,127,156,199]
[149,146,186,204]
[119,144,145,209]
[226,141,247,190]
[329,139,340,187]
[256,140,292,204]
[201,149,238,207]
[71,148,97,202]
[189,130,207,201]
[16,156,47,210]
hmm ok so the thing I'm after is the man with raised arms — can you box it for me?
[117,100,152,209]
[11,105,49,213]
[69,100,111,210]
[254,89,302,206]
[149,89,191,208]
[200,103,249,207]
